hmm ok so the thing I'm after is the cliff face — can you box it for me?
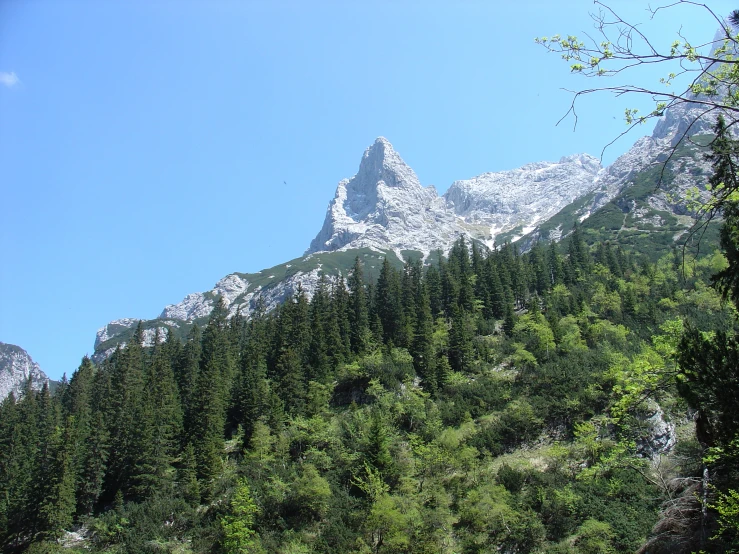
[308,137,602,256]
[0,342,49,401]
[306,137,466,257]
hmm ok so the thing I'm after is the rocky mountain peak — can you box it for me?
[0,342,49,401]
[356,137,421,190]
[306,137,448,255]
[307,137,607,256]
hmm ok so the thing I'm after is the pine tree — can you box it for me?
[376,257,402,345]
[234,301,270,443]
[193,298,234,494]
[708,115,739,306]
[425,261,444,318]
[106,324,146,498]
[366,411,393,475]
[178,324,202,441]
[529,242,549,295]
[452,238,475,312]
[77,410,108,516]
[131,330,183,499]
[548,241,565,286]
[486,259,506,319]
[449,305,473,373]
[348,257,370,354]
[332,275,352,359]
[179,442,201,507]
[567,222,590,281]
[33,383,62,534]
[64,357,107,515]
[400,258,422,348]
[411,282,436,392]
[0,389,39,543]
[38,418,76,539]
[503,303,516,337]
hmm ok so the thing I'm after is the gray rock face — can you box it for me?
[308,137,603,256]
[532,97,720,243]
[445,153,602,244]
[307,137,467,258]
[0,342,49,401]
[159,274,250,321]
[635,400,677,458]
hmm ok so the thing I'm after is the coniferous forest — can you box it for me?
[3,133,739,553]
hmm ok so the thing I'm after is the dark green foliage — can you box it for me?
[178,324,202,440]
[193,298,235,493]
[8,219,739,553]
[347,257,371,354]
[678,329,739,448]
[448,305,473,372]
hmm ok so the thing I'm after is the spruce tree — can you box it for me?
[65,357,107,515]
[131,330,183,499]
[38,418,76,539]
[548,241,564,286]
[449,305,473,373]
[178,324,202,441]
[234,301,270,443]
[106,324,146,498]
[348,257,370,354]
[411,282,436,392]
[376,257,402,345]
[332,275,352,359]
[308,275,333,382]
[193,298,234,494]
[179,442,201,507]
[425,261,444,318]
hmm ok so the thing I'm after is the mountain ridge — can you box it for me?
[92,100,715,359]
[0,342,50,401]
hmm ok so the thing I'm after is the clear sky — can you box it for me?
[1,0,733,380]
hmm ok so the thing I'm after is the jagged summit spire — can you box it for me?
[305,136,439,254]
[356,136,419,190]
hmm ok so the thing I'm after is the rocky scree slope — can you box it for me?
[0,342,49,401]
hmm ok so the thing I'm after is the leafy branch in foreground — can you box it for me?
[536,1,739,158]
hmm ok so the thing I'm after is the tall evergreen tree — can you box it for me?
[332,275,352,359]
[411,282,436,392]
[193,298,234,494]
[178,324,202,441]
[348,257,370,354]
[233,299,270,443]
[449,305,473,373]
[37,417,76,539]
[376,258,402,346]
[64,357,107,515]
[131,330,183,499]
[548,241,565,286]
[105,324,146,498]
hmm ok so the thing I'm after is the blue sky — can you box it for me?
[1,0,733,380]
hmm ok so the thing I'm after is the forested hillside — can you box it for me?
[2,205,738,552]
